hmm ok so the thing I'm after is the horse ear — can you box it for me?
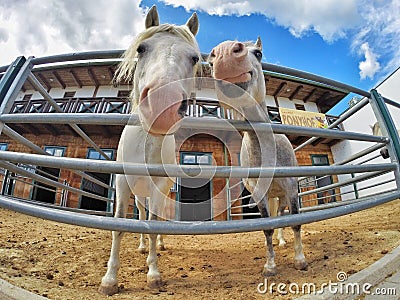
[186,12,199,36]
[145,5,160,29]
[255,36,262,50]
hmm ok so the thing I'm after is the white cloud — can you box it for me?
[0,0,146,66]
[359,42,380,80]
[163,0,400,81]
[161,0,361,42]
[352,0,400,81]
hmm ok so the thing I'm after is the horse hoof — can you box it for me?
[98,284,119,296]
[147,277,163,289]
[262,267,277,277]
[295,260,308,271]
[137,247,147,254]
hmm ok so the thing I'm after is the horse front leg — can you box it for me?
[146,212,162,288]
[257,195,276,276]
[99,175,130,296]
[136,196,148,254]
[288,194,308,271]
[145,181,169,288]
[136,196,165,253]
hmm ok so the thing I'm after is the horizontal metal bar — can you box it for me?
[0,151,396,178]
[0,160,110,202]
[384,97,400,110]
[230,212,260,217]
[0,191,398,234]
[334,143,385,166]
[262,63,370,98]
[3,124,113,191]
[0,113,133,125]
[299,170,389,196]
[230,194,252,202]
[0,113,388,143]
[15,197,108,216]
[30,50,124,67]
[231,203,257,209]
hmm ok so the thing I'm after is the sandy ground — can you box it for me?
[0,200,399,300]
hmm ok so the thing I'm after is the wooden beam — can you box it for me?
[70,69,82,88]
[52,71,66,89]
[289,85,303,100]
[318,91,330,103]
[88,68,99,87]
[273,82,287,98]
[107,67,114,81]
[37,73,51,91]
[303,88,317,103]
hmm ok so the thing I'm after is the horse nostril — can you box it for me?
[232,42,244,54]
[178,97,188,117]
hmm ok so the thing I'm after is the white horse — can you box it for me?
[208,38,307,276]
[99,6,200,295]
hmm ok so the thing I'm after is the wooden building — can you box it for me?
[0,54,348,221]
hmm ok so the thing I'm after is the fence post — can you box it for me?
[369,89,400,187]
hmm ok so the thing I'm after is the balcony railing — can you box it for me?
[10,97,131,114]
[10,97,342,130]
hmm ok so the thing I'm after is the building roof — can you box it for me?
[1,55,348,114]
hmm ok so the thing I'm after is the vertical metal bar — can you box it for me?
[0,56,26,102]
[369,89,400,187]
[224,144,231,221]
[351,173,359,199]
[0,57,34,134]
[1,169,10,195]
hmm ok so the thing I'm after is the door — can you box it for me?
[31,147,65,204]
[80,149,114,212]
[179,152,212,221]
[311,155,336,204]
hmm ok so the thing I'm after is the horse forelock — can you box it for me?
[113,24,200,86]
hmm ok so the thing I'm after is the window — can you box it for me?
[0,143,8,151]
[64,91,76,98]
[87,148,113,160]
[295,103,306,111]
[311,154,329,166]
[181,152,212,165]
[44,146,65,157]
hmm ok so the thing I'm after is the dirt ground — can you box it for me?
[0,200,399,300]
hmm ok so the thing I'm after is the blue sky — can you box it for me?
[1,0,399,115]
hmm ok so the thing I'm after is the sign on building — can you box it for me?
[279,107,328,128]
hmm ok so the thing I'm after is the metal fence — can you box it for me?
[0,51,399,234]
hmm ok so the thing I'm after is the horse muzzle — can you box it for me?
[139,86,188,135]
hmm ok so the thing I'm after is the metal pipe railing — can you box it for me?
[0,113,389,143]
[0,191,398,234]
[0,150,396,178]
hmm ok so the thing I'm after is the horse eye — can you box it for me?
[137,44,146,54]
[191,56,199,65]
[253,50,262,60]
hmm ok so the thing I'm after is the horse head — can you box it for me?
[208,37,265,110]
[115,5,201,135]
